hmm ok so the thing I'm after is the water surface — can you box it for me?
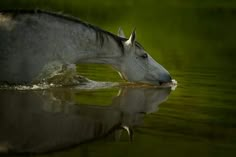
[0,85,172,154]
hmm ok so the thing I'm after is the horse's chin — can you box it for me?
[146,79,177,89]
[158,79,177,90]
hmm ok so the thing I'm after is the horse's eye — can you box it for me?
[141,53,148,59]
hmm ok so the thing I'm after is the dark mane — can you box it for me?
[0,9,144,52]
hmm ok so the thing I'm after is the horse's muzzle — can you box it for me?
[159,73,172,85]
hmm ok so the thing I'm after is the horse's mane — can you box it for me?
[0,9,144,52]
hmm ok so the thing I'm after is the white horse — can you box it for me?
[0,10,172,85]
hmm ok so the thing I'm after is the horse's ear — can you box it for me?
[125,28,136,46]
[118,27,126,38]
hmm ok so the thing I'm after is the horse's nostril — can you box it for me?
[168,75,172,82]
[159,73,172,85]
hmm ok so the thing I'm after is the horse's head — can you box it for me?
[116,29,172,85]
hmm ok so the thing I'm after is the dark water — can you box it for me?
[0,0,236,156]
[0,86,172,154]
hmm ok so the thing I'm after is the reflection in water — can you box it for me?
[0,87,171,154]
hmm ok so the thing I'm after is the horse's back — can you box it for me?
[0,12,55,84]
[0,10,97,84]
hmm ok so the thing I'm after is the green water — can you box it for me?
[0,0,236,156]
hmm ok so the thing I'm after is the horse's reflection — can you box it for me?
[0,87,171,153]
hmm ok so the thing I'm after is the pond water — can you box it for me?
[1,66,235,157]
[0,0,236,157]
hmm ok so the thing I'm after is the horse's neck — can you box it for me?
[74,31,122,65]
[41,13,123,66]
